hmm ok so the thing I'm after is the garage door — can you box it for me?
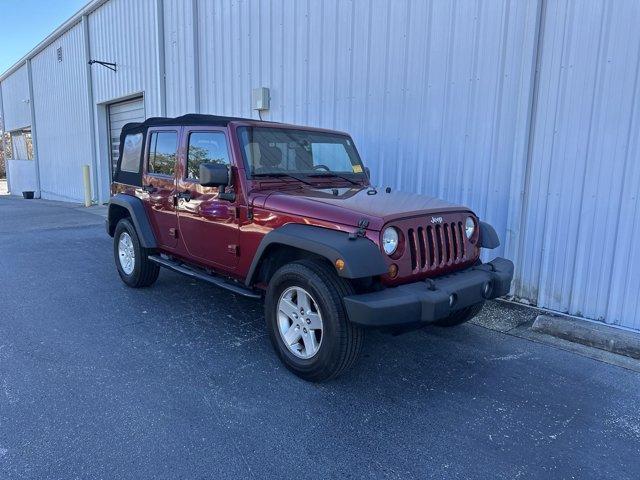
[108,97,145,178]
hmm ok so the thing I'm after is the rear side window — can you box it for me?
[186,132,230,180]
[120,133,143,173]
[148,131,178,176]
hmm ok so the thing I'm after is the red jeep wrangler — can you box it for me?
[107,114,513,381]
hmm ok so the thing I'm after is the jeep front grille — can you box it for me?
[407,221,468,272]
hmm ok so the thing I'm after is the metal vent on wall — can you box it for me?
[57,47,62,62]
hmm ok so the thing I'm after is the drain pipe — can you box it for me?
[82,14,99,203]
[155,0,167,116]
[0,85,11,193]
[26,59,42,198]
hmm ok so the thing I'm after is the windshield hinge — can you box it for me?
[349,218,369,240]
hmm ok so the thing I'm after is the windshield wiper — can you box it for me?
[252,172,314,186]
[307,172,359,185]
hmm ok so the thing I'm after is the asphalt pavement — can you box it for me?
[0,195,639,479]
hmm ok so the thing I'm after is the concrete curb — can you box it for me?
[532,314,640,360]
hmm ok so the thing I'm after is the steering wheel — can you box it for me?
[312,164,331,171]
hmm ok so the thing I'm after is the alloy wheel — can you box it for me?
[118,232,135,275]
[277,286,323,359]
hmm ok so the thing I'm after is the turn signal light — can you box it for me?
[335,259,345,271]
[388,264,398,278]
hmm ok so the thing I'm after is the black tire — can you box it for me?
[113,218,160,288]
[433,302,484,327]
[265,259,364,382]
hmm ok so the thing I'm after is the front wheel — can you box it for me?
[265,260,364,382]
[113,218,160,288]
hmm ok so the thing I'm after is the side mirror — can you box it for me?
[364,166,371,180]
[200,163,231,187]
[200,163,235,201]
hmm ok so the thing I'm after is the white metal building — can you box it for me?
[1,0,639,331]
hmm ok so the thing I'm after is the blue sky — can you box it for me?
[0,0,88,73]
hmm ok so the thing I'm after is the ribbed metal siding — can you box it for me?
[0,85,3,133]
[514,0,640,329]
[88,0,160,115]
[0,65,31,131]
[196,0,540,262]
[164,0,197,116]
[30,23,93,202]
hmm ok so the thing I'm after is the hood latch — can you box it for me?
[349,218,369,240]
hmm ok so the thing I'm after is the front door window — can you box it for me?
[186,131,230,179]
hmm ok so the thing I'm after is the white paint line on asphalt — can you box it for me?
[609,415,640,439]
[2,378,17,404]
[487,352,529,361]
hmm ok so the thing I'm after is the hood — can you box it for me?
[255,186,471,231]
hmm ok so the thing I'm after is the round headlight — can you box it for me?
[465,216,475,239]
[382,227,399,255]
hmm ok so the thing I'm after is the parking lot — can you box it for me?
[0,196,639,479]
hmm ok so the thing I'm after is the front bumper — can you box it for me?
[343,257,514,327]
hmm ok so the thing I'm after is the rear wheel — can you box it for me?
[265,259,364,382]
[113,218,160,288]
[433,302,484,327]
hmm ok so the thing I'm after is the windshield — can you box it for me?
[237,127,366,179]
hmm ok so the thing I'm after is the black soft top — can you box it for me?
[115,114,270,186]
[120,113,257,136]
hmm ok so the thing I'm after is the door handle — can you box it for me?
[176,190,192,202]
[142,184,157,193]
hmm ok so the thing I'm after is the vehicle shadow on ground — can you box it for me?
[147,268,527,398]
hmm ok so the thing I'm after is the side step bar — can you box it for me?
[148,255,262,299]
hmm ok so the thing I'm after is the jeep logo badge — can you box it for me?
[430,216,443,224]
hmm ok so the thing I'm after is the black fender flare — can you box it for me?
[245,224,388,286]
[107,194,157,249]
[479,221,500,249]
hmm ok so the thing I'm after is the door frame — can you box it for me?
[175,125,241,270]
[96,92,145,203]
[141,125,182,250]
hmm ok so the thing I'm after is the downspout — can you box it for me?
[26,59,42,198]
[508,0,546,296]
[82,15,99,203]
[192,0,200,113]
[156,0,167,116]
[0,83,10,193]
